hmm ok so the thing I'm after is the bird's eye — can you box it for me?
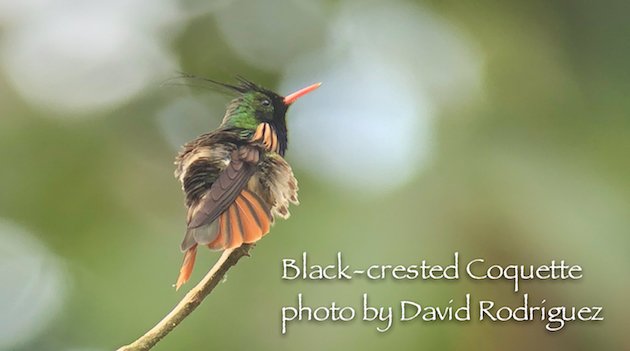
[261,99,271,107]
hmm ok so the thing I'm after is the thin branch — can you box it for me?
[117,244,254,351]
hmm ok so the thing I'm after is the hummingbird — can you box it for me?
[173,77,321,290]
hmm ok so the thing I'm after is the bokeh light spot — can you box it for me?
[0,220,68,350]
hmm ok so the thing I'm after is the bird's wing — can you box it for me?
[180,146,272,252]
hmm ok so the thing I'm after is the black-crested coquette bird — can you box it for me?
[173,77,321,289]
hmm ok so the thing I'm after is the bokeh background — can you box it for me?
[1,0,629,350]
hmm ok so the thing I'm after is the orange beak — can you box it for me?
[283,82,322,105]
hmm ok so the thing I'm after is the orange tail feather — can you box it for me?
[208,212,227,250]
[175,245,197,290]
[207,190,272,250]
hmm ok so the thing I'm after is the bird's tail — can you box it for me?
[175,245,197,290]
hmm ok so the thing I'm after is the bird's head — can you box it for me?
[216,77,321,155]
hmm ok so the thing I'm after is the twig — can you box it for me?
[117,244,254,351]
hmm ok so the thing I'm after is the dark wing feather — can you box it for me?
[187,147,260,229]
